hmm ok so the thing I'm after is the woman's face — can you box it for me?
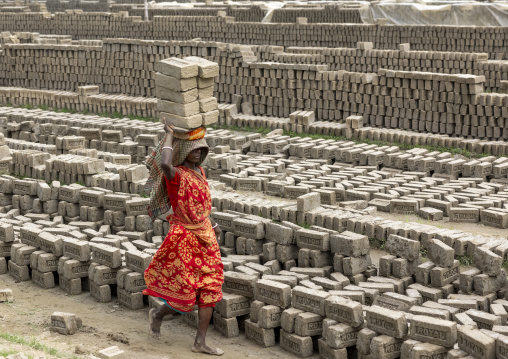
[186,148,202,164]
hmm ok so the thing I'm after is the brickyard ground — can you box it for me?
[1,272,301,359]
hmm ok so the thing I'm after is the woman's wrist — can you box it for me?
[164,134,173,145]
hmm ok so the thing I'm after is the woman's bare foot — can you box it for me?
[191,343,224,356]
[149,308,163,340]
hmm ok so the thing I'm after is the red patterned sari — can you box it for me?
[143,166,224,312]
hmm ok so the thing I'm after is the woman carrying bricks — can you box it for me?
[143,118,224,356]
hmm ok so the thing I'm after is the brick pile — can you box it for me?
[0,13,505,58]
[0,40,506,143]
[271,5,362,24]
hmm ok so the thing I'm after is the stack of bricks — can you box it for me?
[155,57,219,129]
[469,244,506,297]
[330,231,373,285]
[261,43,505,91]
[0,40,507,142]
[117,248,151,310]
[381,234,421,281]
[59,233,92,295]
[271,5,362,24]
[115,6,265,23]
[45,0,110,13]
[0,13,505,58]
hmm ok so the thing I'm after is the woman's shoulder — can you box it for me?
[166,167,181,185]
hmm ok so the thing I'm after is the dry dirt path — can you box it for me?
[0,274,310,359]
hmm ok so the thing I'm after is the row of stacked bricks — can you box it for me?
[5,104,508,227]
[0,13,505,58]
[260,43,507,91]
[206,128,508,226]
[0,40,506,142]
[155,56,219,129]
[0,39,506,100]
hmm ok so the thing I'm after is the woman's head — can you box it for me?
[172,138,209,167]
[185,147,204,164]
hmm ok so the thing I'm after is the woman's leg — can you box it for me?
[150,303,177,339]
[192,306,224,355]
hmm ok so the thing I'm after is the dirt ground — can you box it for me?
[0,274,310,359]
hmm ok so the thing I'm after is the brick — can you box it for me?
[117,288,144,310]
[62,237,90,262]
[292,286,330,316]
[258,305,282,329]
[91,243,122,269]
[90,281,111,303]
[295,312,323,336]
[385,234,420,261]
[223,272,257,297]
[265,222,294,245]
[296,228,330,251]
[155,58,198,79]
[232,218,265,239]
[366,305,407,338]
[215,293,250,318]
[474,247,503,276]
[213,312,239,338]
[280,330,313,358]
[97,346,125,359]
[370,335,403,359]
[254,279,291,308]
[32,269,55,289]
[245,319,275,347]
[325,323,362,349]
[330,231,369,257]
[125,250,151,274]
[466,309,502,330]
[50,312,80,335]
[409,315,457,347]
[325,295,364,327]
[430,260,460,287]
[457,325,495,359]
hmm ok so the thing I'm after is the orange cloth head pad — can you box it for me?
[173,126,206,141]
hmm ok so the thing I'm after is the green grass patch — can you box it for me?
[299,221,311,229]
[503,260,508,272]
[368,237,386,250]
[0,332,62,357]
[0,349,19,357]
[457,255,474,267]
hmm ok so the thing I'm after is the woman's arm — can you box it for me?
[161,118,176,181]
[210,216,221,237]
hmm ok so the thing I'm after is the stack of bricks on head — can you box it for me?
[155,56,219,129]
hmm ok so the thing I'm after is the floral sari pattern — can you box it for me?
[143,166,224,312]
